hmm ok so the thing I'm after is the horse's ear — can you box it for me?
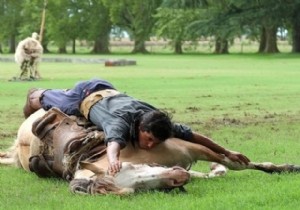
[79,161,106,176]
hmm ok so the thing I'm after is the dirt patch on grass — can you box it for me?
[183,106,300,129]
[0,132,15,138]
[186,106,202,112]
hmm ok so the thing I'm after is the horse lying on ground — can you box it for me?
[1,108,300,195]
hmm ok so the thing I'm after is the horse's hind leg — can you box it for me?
[0,152,15,165]
[18,146,31,171]
[0,141,18,165]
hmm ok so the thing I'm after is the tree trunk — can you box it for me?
[263,26,279,53]
[9,35,16,53]
[258,27,266,53]
[174,40,183,54]
[0,44,3,53]
[58,46,67,53]
[132,39,148,54]
[91,33,110,54]
[40,31,50,53]
[291,18,300,53]
[214,37,229,54]
[42,43,50,53]
[72,38,76,54]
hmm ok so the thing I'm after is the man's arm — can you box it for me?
[107,141,122,175]
[190,132,250,165]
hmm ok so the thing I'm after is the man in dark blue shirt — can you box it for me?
[24,78,250,175]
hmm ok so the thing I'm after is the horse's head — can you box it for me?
[71,162,190,195]
[114,162,190,190]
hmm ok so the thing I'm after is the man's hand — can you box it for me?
[225,150,250,165]
[108,160,122,176]
[107,141,122,175]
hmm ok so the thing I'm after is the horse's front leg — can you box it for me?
[211,155,300,174]
[249,162,300,174]
[173,139,300,174]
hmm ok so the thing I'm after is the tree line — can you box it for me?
[1,0,300,54]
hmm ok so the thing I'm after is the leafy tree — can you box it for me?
[102,0,162,53]
[0,0,23,53]
[0,1,5,52]
[46,0,90,53]
[284,0,300,53]
[161,0,234,54]
[83,0,111,54]
[20,0,45,37]
[161,0,208,8]
[253,0,300,53]
[154,8,204,54]
[20,0,49,52]
[207,0,287,53]
[2,0,300,55]
[187,0,234,54]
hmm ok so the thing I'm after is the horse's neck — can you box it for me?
[93,138,211,170]
[119,138,198,168]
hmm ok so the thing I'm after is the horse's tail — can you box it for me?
[0,139,20,166]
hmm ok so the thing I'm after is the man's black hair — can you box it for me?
[139,110,173,141]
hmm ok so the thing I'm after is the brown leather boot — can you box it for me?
[23,88,46,118]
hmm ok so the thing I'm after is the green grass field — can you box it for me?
[1,53,300,210]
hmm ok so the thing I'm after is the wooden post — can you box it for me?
[39,0,47,43]
[35,0,47,79]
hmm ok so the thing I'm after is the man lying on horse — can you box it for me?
[23,78,250,175]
